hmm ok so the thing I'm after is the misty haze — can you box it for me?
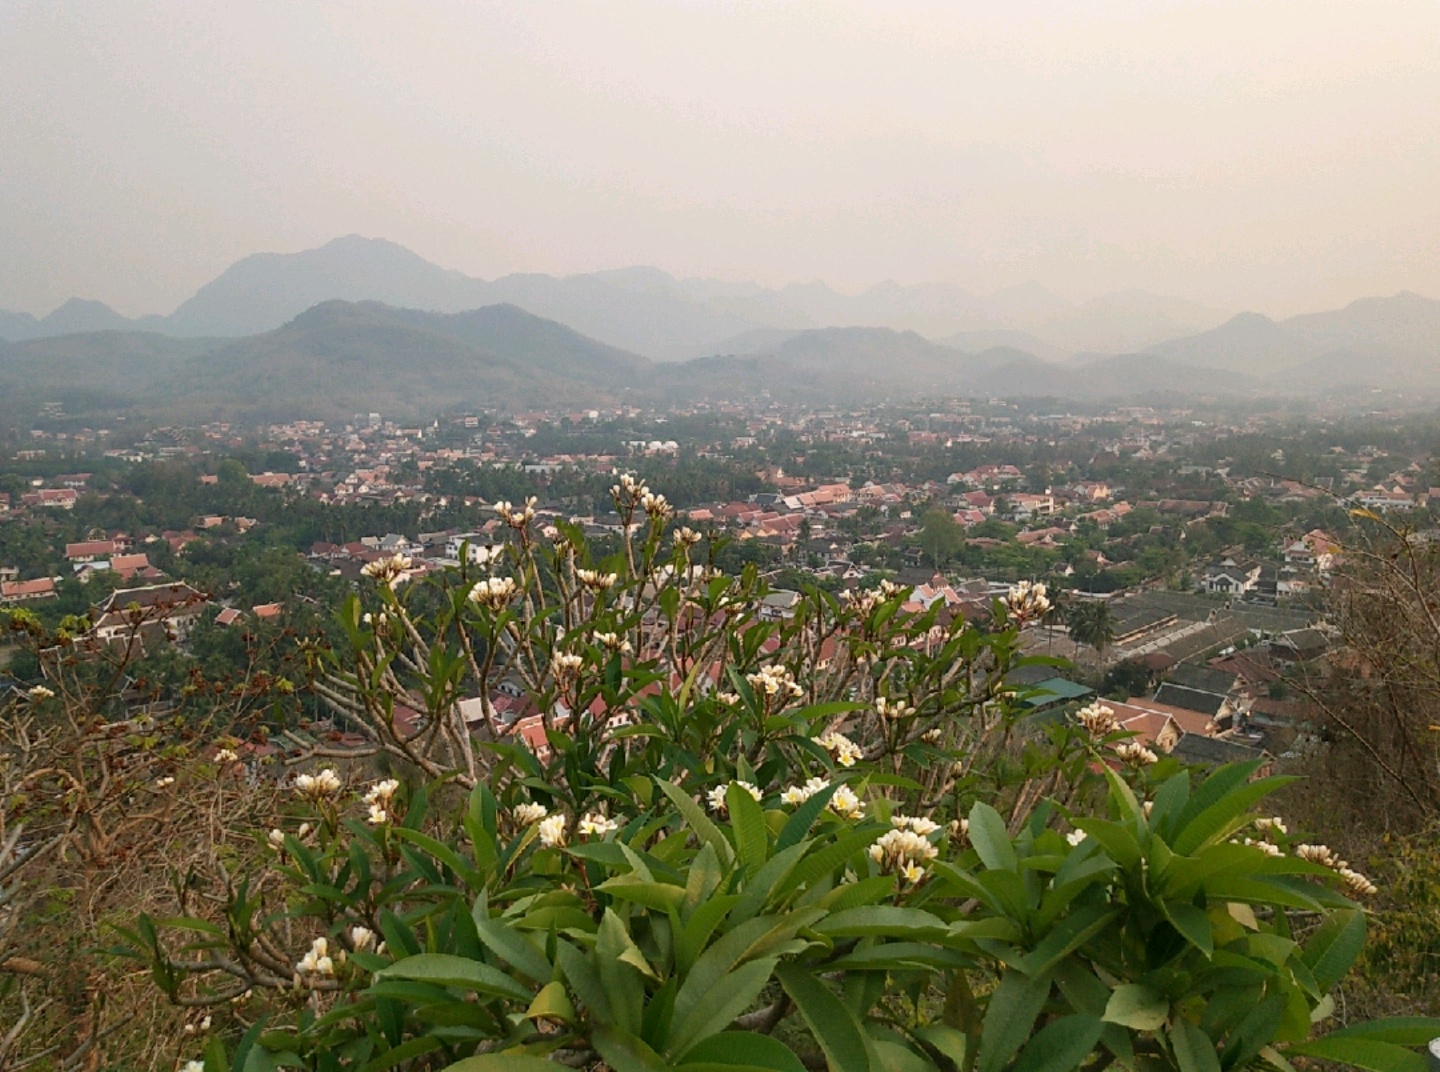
[6,4,1440,1071]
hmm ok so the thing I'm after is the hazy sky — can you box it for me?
[2,0,1438,318]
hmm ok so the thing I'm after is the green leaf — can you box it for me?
[593,1023,672,1072]
[776,783,840,851]
[658,778,735,865]
[375,953,533,1001]
[668,956,779,1059]
[443,1054,588,1072]
[1103,984,1169,1031]
[1018,904,1118,977]
[729,782,770,877]
[677,1031,807,1072]
[776,963,879,1072]
[1011,1013,1104,1072]
[968,802,1018,872]
[525,980,575,1023]
[1320,1017,1440,1045]
[600,875,689,912]
[1164,901,1214,958]
[1301,908,1366,992]
[813,905,948,940]
[471,901,553,984]
[1171,1019,1222,1072]
[1283,1038,1428,1072]
[976,968,1051,1072]
[1172,775,1295,856]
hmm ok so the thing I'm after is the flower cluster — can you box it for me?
[550,651,584,683]
[1113,741,1159,767]
[593,631,633,654]
[781,777,830,805]
[295,769,342,800]
[350,925,377,952]
[361,553,412,588]
[576,568,618,591]
[1074,702,1120,738]
[674,526,702,547]
[495,497,537,528]
[891,813,940,836]
[364,779,399,825]
[512,802,548,826]
[1254,816,1288,835]
[1296,843,1378,897]
[469,576,518,610]
[214,747,239,764]
[26,684,54,701]
[537,814,567,848]
[296,936,335,977]
[611,472,649,510]
[814,730,863,767]
[1242,837,1284,857]
[875,696,916,720]
[641,490,672,519]
[1002,580,1051,621]
[829,784,865,820]
[578,812,620,838]
[841,579,909,615]
[706,780,762,814]
[747,663,804,700]
[868,828,938,883]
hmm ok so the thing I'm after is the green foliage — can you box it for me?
[107,485,1437,1071]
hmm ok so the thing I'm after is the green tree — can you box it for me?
[917,508,964,570]
[1066,598,1116,657]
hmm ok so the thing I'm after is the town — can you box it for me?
[2,394,1430,779]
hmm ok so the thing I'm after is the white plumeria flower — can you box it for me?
[183,1061,206,1072]
[213,748,238,764]
[295,769,342,800]
[1113,741,1159,767]
[27,684,55,701]
[367,803,389,825]
[296,936,335,976]
[891,814,940,836]
[875,696,916,720]
[537,814,567,848]
[675,526,702,546]
[469,576,518,610]
[350,926,377,951]
[746,664,804,700]
[1065,829,1087,847]
[706,780,762,814]
[364,779,400,805]
[268,828,287,848]
[361,552,412,588]
[781,777,830,805]
[868,828,938,882]
[829,784,864,820]
[1002,580,1051,620]
[576,568,618,591]
[1074,702,1120,738]
[578,812,620,838]
[551,651,584,682]
[814,731,863,767]
[496,497,537,527]
[513,802,549,826]
[1254,816,1287,835]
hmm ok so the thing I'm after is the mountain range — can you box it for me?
[2,236,1439,417]
[0,235,1232,359]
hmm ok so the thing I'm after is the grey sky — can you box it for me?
[2,0,1438,318]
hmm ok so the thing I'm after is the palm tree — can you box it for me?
[1065,599,1116,659]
